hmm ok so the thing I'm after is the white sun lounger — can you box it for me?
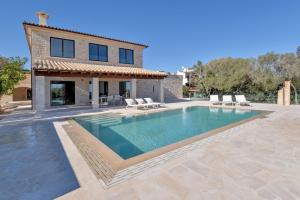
[135,98,154,108]
[144,98,161,107]
[209,95,221,105]
[125,99,147,109]
[222,95,235,105]
[235,95,251,106]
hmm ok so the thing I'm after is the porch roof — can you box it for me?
[33,59,167,79]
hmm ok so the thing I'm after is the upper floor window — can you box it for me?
[50,37,75,58]
[89,43,108,62]
[119,48,134,64]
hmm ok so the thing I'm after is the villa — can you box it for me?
[0,10,294,200]
[23,12,182,111]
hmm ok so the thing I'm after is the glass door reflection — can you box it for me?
[51,82,65,106]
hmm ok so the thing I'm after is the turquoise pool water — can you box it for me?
[74,106,260,159]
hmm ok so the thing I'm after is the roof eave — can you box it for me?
[32,59,167,78]
[22,21,149,48]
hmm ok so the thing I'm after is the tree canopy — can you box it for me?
[191,50,300,102]
[0,56,27,97]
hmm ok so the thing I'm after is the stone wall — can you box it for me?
[44,76,90,107]
[99,78,131,96]
[33,75,182,109]
[13,88,28,101]
[12,74,32,101]
[136,75,183,102]
[136,79,160,101]
[163,75,183,102]
[31,28,145,68]
[277,81,291,106]
[41,77,132,108]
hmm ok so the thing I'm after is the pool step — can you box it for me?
[79,114,123,127]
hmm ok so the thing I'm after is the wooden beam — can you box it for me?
[34,70,165,79]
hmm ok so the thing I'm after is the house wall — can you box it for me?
[42,77,133,108]
[99,78,131,96]
[30,28,145,68]
[25,26,181,109]
[136,76,182,102]
[29,27,146,110]
[13,87,29,101]
[44,76,90,107]
[12,74,32,101]
[163,75,183,102]
[35,75,180,108]
[136,79,160,101]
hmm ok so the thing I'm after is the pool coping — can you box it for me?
[60,106,272,187]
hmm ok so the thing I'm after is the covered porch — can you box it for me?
[32,60,167,111]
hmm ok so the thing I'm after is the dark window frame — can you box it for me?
[119,48,134,64]
[88,43,108,62]
[50,37,75,58]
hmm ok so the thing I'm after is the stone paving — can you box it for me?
[56,102,300,200]
[0,120,79,200]
[1,101,300,199]
[100,106,300,200]
[63,110,267,188]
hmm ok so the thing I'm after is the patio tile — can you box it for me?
[2,102,300,199]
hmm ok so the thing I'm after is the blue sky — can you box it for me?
[1,0,300,72]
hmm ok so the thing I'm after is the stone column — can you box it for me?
[277,88,284,105]
[131,79,136,99]
[92,77,99,109]
[284,81,291,106]
[158,79,164,103]
[35,76,46,111]
[31,72,36,110]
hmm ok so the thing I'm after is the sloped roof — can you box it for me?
[33,59,167,77]
[23,21,149,48]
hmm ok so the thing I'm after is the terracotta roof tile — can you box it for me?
[33,59,167,77]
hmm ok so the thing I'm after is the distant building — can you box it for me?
[0,72,32,105]
[176,67,194,86]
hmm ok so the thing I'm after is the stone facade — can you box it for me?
[35,75,183,109]
[44,76,89,107]
[137,75,183,102]
[136,79,160,101]
[163,75,183,102]
[277,81,291,106]
[24,22,181,110]
[30,28,145,68]
[42,77,135,108]
[26,24,148,110]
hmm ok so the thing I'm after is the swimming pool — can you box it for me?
[74,106,261,160]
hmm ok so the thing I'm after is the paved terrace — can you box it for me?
[0,101,300,199]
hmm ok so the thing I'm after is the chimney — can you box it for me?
[36,12,49,26]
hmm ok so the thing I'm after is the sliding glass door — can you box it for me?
[119,81,131,98]
[50,81,75,106]
[99,81,108,96]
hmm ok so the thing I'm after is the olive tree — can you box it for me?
[0,56,27,99]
